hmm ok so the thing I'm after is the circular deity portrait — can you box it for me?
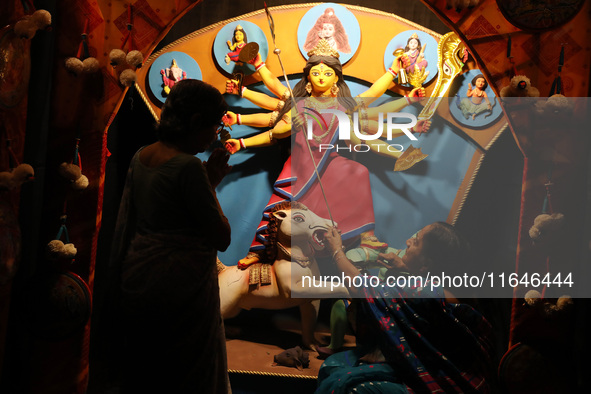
[297,3,360,64]
[449,69,503,129]
[213,20,269,77]
[383,30,438,87]
[148,51,202,104]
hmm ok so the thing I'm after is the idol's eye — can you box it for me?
[293,214,305,223]
[324,71,333,77]
[311,71,320,77]
[443,62,452,75]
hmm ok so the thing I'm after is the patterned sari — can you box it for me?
[317,281,493,393]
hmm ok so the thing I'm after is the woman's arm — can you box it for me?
[210,196,231,252]
[324,227,361,291]
[183,154,231,251]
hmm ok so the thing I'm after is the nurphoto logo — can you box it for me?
[303,107,418,153]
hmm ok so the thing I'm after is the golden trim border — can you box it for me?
[228,369,318,380]
[451,122,509,225]
[133,83,160,122]
[145,3,442,67]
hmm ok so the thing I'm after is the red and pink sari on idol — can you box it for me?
[250,99,375,253]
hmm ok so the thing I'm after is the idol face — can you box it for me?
[321,23,335,39]
[408,38,419,50]
[308,64,338,96]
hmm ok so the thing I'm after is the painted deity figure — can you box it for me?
[459,74,493,120]
[303,8,351,54]
[160,59,187,95]
[222,39,429,268]
[225,25,248,65]
[403,33,428,74]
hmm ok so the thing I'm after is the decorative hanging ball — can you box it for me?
[528,212,565,243]
[72,174,89,190]
[58,162,82,181]
[544,94,573,114]
[500,75,540,98]
[62,243,77,258]
[46,239,66,259]
[109,49,127,66]
[12,163,34,183]
[119,69,137,86]
[524,289,542,306]
[535,94,574,119]
[126,50,144,68]
[65,57,84,75]
[0,164,34,190]
[82,57,100,74]
[31,9,52,29]
[556,295,573,310]
[14,18,38,39]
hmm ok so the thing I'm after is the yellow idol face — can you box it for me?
[308,64,338,96]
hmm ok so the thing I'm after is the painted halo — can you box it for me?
[449,69,503,129]
[383,30,438,87]
[148,51,202,104]
[212,20,269,77]
[297,3,360,64]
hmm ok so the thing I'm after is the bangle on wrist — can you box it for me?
[404,95,413,105]
[332,246,345,260]
[239,138,246,149]
[255,62,265,72]
[236,113,242,125]
[241,86,247,96]
[388,67,398,80]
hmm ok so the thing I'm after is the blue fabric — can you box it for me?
[317,349,409,394]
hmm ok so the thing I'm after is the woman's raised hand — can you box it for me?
[324,226,343,254]
[376,252,408,272]
[204,148,232,188]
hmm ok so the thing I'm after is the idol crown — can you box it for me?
[307,39,339,59]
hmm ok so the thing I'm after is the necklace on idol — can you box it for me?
[305,95,339,143]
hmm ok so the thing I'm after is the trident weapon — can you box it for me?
[263,3,336,226]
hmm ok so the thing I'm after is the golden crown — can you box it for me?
[410,33,419,39]
[307,39,339,59]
